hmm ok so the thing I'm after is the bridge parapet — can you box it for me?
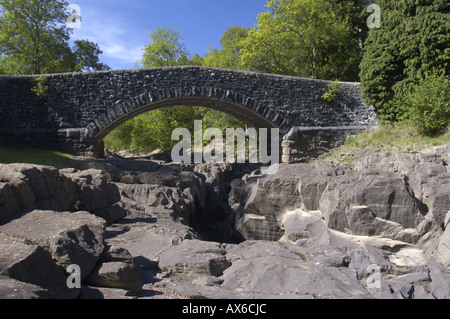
[0,67,376,162]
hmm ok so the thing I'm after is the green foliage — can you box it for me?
[203,26,249,70]
[0,0,109,74]
[104,106,245,153]
[31,76,48,99]
[360,0,450,122]
[239,0,363,81]
[323,123,450,165]
[321,80,340,102]
[140,27,189,68]
[72,40,111,72]
[125,26,246,153]
[402,71,450,136]
[0,0,71,74]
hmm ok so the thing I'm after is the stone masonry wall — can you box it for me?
[0,67,376,159]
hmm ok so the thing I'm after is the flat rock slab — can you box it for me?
[0,233,78,299]
[222,240,372,299]
[0,276,57,299]
[0,210,106,280]
[158,240,231,278]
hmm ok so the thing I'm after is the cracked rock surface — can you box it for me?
[0,145,449,299]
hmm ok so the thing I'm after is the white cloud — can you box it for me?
[69,5,145,69]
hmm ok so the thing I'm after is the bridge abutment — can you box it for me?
[282,126,370,163]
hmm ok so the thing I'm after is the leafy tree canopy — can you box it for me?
[239,0,364,81]
[203,26,249,70]
[360,0,450,121]
[0,0,109,74]
[140,27,189,68]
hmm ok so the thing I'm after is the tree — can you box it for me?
[140,27,189,68]
[240,0,362,81]
[0,0,70,74]
[71,40,110,72]
[112,27,247,153]
[360,0,450,122]
[203,26,249,70]
[0,0,109,74]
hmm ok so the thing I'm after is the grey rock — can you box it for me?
[346,206,420,243]
[0,182,20,223]
[0,210,106,280]
[158,240,231,279]
[229,163,337,241]
[280,209,330,247]
[119,183,196,224]
[61,168,125,223]
[431,186,450,228]
[73,161,122,183]
[436,224,450,269]
[320,170,423,241]
[221,241,372,299]
[87,261,142,295]
[0,276,57,299]
[87,246,143,295]
[94,202,127,224]
[346,171,421,229]
[0,233,78,299]
[79,285,137,299]
[0,164,77,222]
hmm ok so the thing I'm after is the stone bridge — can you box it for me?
[0,67,376,163]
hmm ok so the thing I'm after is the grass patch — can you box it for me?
[322,123,450,165]
[0,147,76,167]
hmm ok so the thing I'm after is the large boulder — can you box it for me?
[60,169,126,224]
[317,169,426,245]
[353,145,450,229]
[0,210,107,280]
[119,184,198,225]
[228,163,344,241]
[87,246,143,295]
[321,170,422,233]
[158,239,231,285]
[0,233,78,299]
[0,164,77,223]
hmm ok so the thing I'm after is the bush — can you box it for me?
[31,77,48,99]
[403,72,450,136]
[321,81,340,102]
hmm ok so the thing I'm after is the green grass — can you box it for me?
[322,123,450,165]
[0,147,76,167]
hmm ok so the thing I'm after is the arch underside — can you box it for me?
[92,96,289,140]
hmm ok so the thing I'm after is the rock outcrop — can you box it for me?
[0,145,449,299]
[0,164,138,298]
[230,146,449,253]
[0,164,77,223]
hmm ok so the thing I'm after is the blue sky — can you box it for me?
[69,0,269,70]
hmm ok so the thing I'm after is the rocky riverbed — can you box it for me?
[0,145,449,299]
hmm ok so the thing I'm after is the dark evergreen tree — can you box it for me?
[360,0,450,121]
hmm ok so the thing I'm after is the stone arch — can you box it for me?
[85,86,292,140]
